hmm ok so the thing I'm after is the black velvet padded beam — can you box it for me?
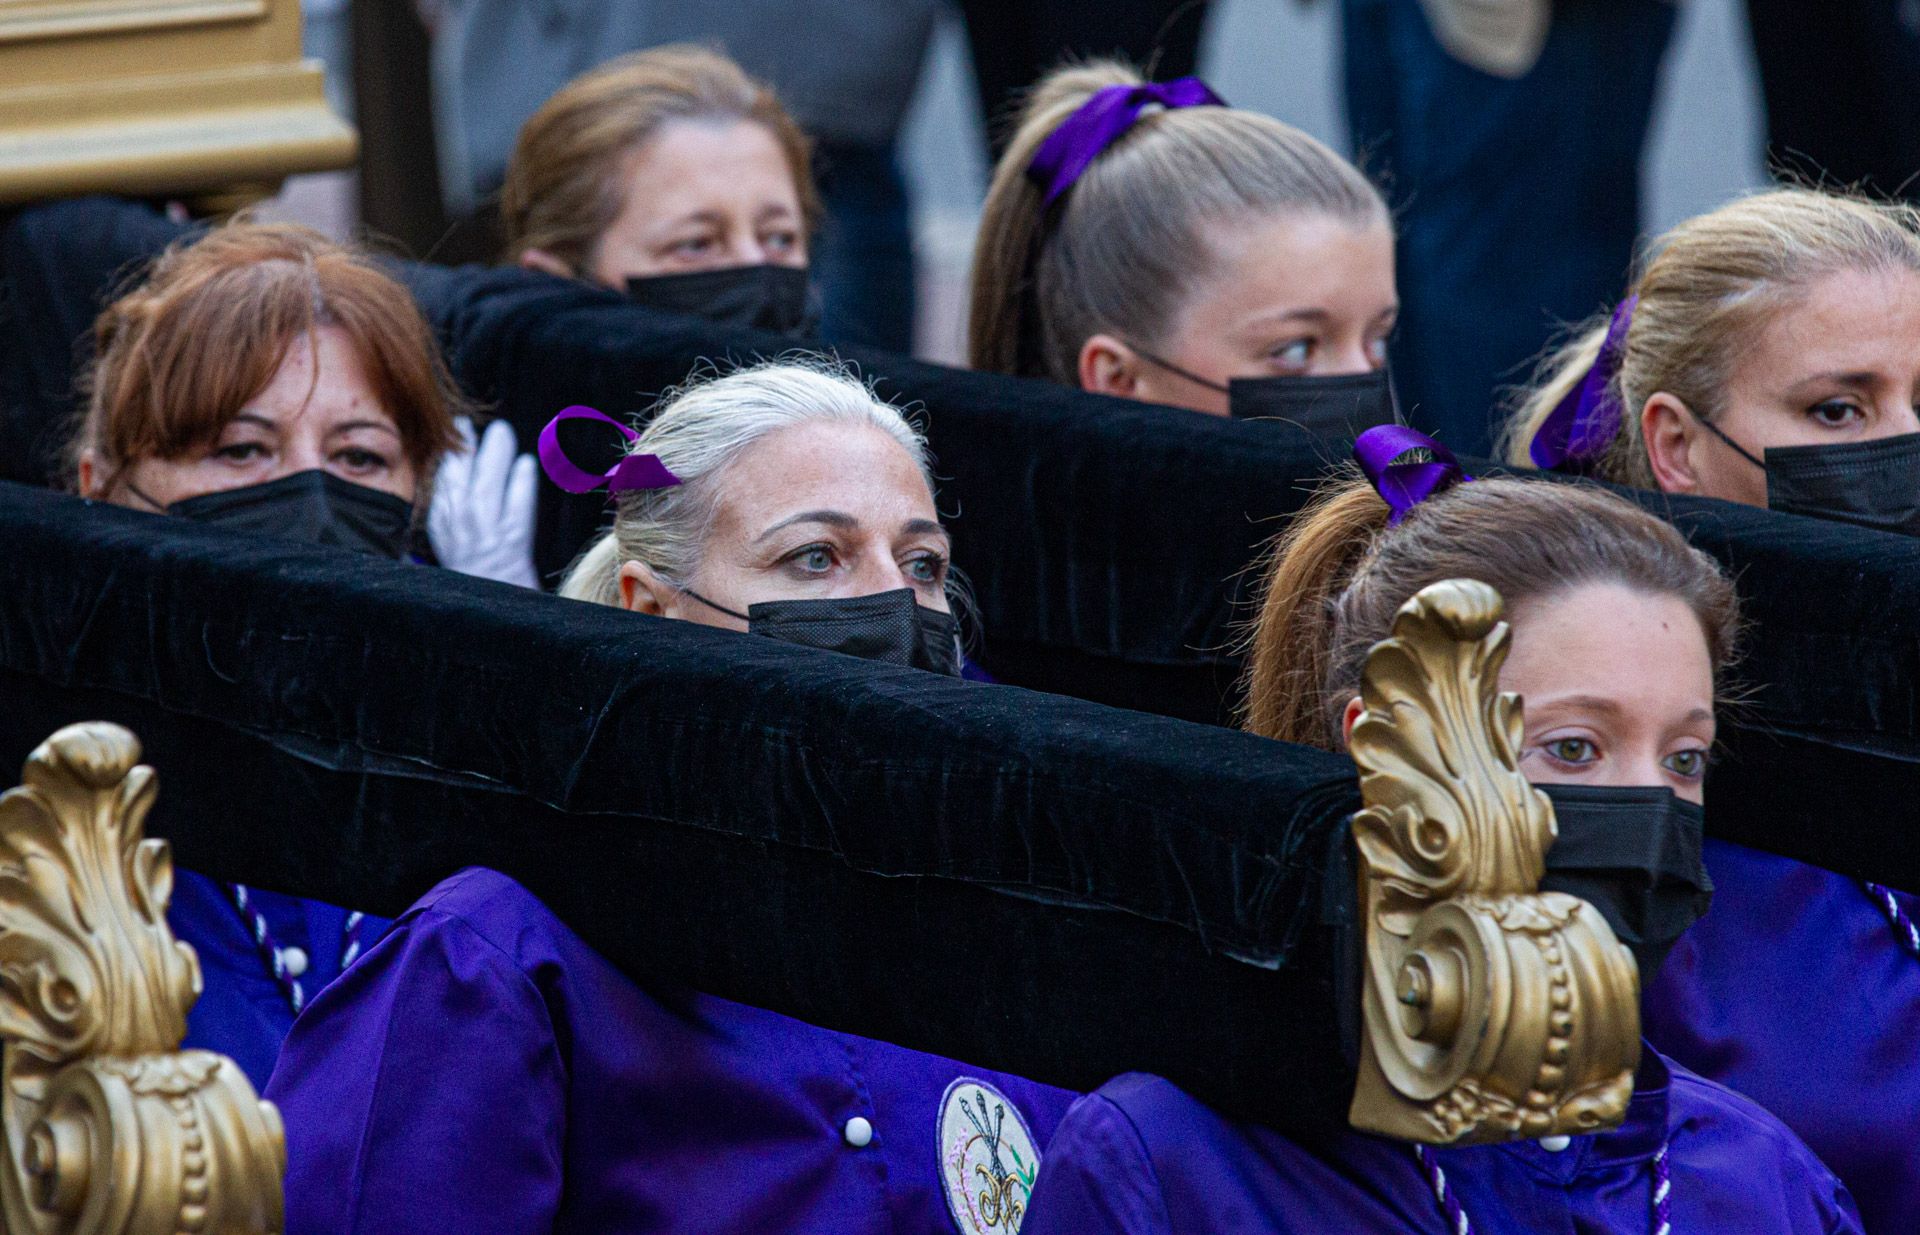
[5,197,1920,886]
[0,482,1363,1127]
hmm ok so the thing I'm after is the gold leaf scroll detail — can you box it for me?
[0,723,284,1234]
[1346,581,1640,1145]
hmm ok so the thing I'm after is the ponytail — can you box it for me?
[1241,476,1391,747]
[967,59,1384,383]
[1499,320,1612,472]
[968,62,1138,378]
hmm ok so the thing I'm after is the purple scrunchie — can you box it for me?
[1530,296,1638,472]
[1354,424,1472,525]
[1026,77,1227,207]
[536,406,681,494]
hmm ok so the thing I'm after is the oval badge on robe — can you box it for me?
[939,1077,1041,1233]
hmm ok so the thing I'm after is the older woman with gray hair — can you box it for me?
[555,357,962,673]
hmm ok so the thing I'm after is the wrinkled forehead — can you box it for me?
[703,421,941,545]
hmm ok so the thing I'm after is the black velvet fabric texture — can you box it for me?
[0,481,1362,1124]
[7,198,1920,886]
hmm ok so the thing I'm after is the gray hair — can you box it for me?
[559,358,934,606]
[968,60,1389,381]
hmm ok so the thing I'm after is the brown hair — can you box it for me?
[1502,188,1920,485]
[73,220,464,493]
[501,44,820,274]
[967,60,1386,382]
[1244,474,1739,749]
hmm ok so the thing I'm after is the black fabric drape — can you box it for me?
[0,481,1361,1126]
[7,197,1920,888]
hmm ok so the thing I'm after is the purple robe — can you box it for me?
[263,867,1076,1235]
[1645,839,1920,1233]
[1022,1053,1860,1235]
[169,868,388,1091]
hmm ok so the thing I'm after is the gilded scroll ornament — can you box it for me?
[0,723,284,1235]
[1346,580,1640,1144]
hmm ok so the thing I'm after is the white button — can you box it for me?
[1538,1135,1571,1153]
[842,1116,874,1148]
[279,946,310,978]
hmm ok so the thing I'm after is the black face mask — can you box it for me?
[155,470,415,558]
[624,264,816,337]
[685,586,960,675]
[1226,370,1400,435]
[1696,416,1920,536]
[1537,784,1713,984]
[1125,341,1398,436]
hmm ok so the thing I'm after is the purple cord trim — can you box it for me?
[1864,880,1920,960]
[224,883,373,1017]
[1418,1137,1673,1234]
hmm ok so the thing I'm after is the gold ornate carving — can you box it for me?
[0,0,353,206]
[1346,580,1640,1145]
[0,723,284,1235]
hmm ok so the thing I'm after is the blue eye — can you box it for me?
[786,545,834,574]
[905,553,946,584]
[1271,340,1313,369]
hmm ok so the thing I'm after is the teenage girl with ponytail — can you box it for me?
[1021,430,1861,1234]
[966,61,1401,431]
[1501,187,1920,1231]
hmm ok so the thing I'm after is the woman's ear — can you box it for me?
[76,450,101,499]
[517,248,575,280]
[617,560,677,616]
[1339,695,1365,749]
[1642,393,1702,494]
[1077,334,1143,397]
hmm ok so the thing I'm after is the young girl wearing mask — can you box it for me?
[68,220,471,1088]
[261,362,1069,1235]
[503,44,819,336]
[1504,187,1920,1230]
[967,61,1399,433]
[1021,432,1861,1234]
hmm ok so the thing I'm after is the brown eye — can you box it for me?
[1808,400,1864,428]
[1543,737,1599,766]
[1664,749,1708,779]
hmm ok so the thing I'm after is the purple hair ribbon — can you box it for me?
[1354,424,1472,525]
[1026,77,1227,207]
[537,405,682,495]
[1529,295,1638,472]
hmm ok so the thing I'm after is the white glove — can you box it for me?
[429,417,541,589]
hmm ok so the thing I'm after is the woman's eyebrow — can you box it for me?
[331,419,401,438]
[755,510,857,542]
[901,518,948,540]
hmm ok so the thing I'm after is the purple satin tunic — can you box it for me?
[1023,1054,1860,1235]
[263,867,1076,1235]
[1644,839,1920,1233]
[170,868,388,1091]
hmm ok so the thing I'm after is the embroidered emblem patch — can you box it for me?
[939,1077,1040,1233]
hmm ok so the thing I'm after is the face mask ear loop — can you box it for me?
[678,587,751,623]
[121,478,170,513]
[1689,408,1768,471]
[1122,341,1232,394]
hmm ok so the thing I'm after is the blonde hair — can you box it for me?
[967,60,1387,382]
[559,358,933,607]
[501,44,820,274]
[1503,188,1920,485]
[1244,474,1739,749]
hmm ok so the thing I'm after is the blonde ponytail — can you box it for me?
[1501,188,1920,486]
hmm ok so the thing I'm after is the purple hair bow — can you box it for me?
[537,406,681,494]
[1355,424,1472,525]
[1027,77,1227,207]
[1530,296,1638,472]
